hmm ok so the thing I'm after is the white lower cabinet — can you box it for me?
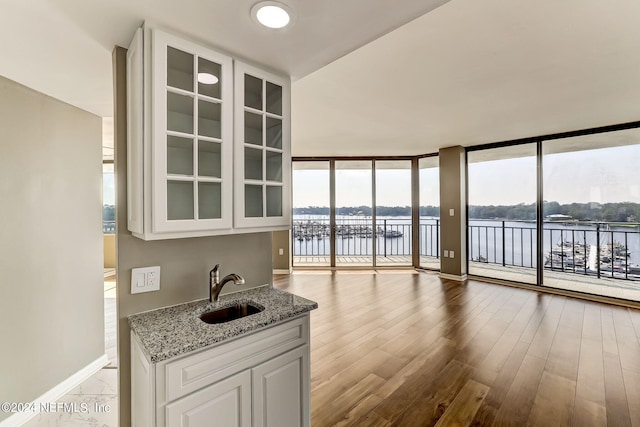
[252,345,309,427]
[131,315,310,427]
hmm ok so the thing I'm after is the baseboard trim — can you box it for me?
[439,272,468,282]
[273,268,292,275]
[0,354,109,427]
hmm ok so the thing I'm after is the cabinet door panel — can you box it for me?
[166,92,194,134]
[167,181,194,220]
[197,57,222,99]
[266,186,283,217]
[234,61,291,230]
[198,182,222,219]
[197,100,221,139]
[265,82,282,115]
[150,27,233,235]
[265,117,282,149]
[167,46,194,92]
[197,140,221,178]
[252,345,310,427]
[167,135,194,176]
[166,370,251,427]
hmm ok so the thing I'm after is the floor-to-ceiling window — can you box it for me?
[292,161,331,266]
[290,123,640,302]
[419,156,440,270]
[335,161,374,267]
[467,144,538,284]
[102,118,117,367]
[292,157,419,269]
[542,128,640,300]
[103,163,115,233]
[375,160,412,266]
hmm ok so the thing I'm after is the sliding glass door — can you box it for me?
[292,161,330,266]
[335,161,373,267]
[467,144,538,284]
[542,129,640,300]
[419,156,440,269]
[375,160,412,266]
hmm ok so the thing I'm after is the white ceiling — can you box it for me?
[2,0,640,157]
[293,0,640,156]
[0,0,448,117]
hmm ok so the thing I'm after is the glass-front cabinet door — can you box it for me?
[151,29,233,234]
[234,61,291,229]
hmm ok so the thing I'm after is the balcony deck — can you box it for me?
[293,256,640,301]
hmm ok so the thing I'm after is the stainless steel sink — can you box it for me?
[199,302,263,324]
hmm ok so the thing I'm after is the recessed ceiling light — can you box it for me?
[251,1,293,29]
[197,73,219,85]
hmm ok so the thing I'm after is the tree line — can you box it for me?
[294,202,640,222]
[103,204,115,222]
[104,202,640,222]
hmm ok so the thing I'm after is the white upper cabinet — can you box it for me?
[152,28,234,234]
[234,62,291,229]
[127,24,290,240]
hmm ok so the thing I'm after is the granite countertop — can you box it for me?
[128,285,318,363]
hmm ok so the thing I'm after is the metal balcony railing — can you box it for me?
[293,218,415,260]
[468,220,640,281]
[293,217,640,282]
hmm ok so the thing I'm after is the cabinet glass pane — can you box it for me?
[266,186,283,217]
[167,135,193,176]
[245,147,263,180]
[266,82,282,116]
[198,100,221,139]
[198,140,221,178]
[197,58,221,99]
[266,117,282,149]
[198,182,221,219]
[167,181,194,220]
[245,112,263,146]
[245,184,263,217]
[167,92,194,134]
[266,151,282,182]
[167,47,193,92]
[245,74,262,110]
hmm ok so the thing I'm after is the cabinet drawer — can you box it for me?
[162,315,308,402]
[165,370,251,427]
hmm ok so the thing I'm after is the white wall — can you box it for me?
[0,76,104,422]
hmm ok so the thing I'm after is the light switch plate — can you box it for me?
[131,266,161,294]
[449,208,455,216]
[443,250,449,258]
[450,251,455,258]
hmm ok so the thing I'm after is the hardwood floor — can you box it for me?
[273,270,640,427]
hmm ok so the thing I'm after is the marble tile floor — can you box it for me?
[22,368,118,427]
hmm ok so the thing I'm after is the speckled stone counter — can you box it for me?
[128,285,318,363]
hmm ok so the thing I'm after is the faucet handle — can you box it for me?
[210,264,220,279]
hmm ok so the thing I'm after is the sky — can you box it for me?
[293,144,640,208]
[103,172,115,205]
[469,144,640,205]
[292,168,416,208]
